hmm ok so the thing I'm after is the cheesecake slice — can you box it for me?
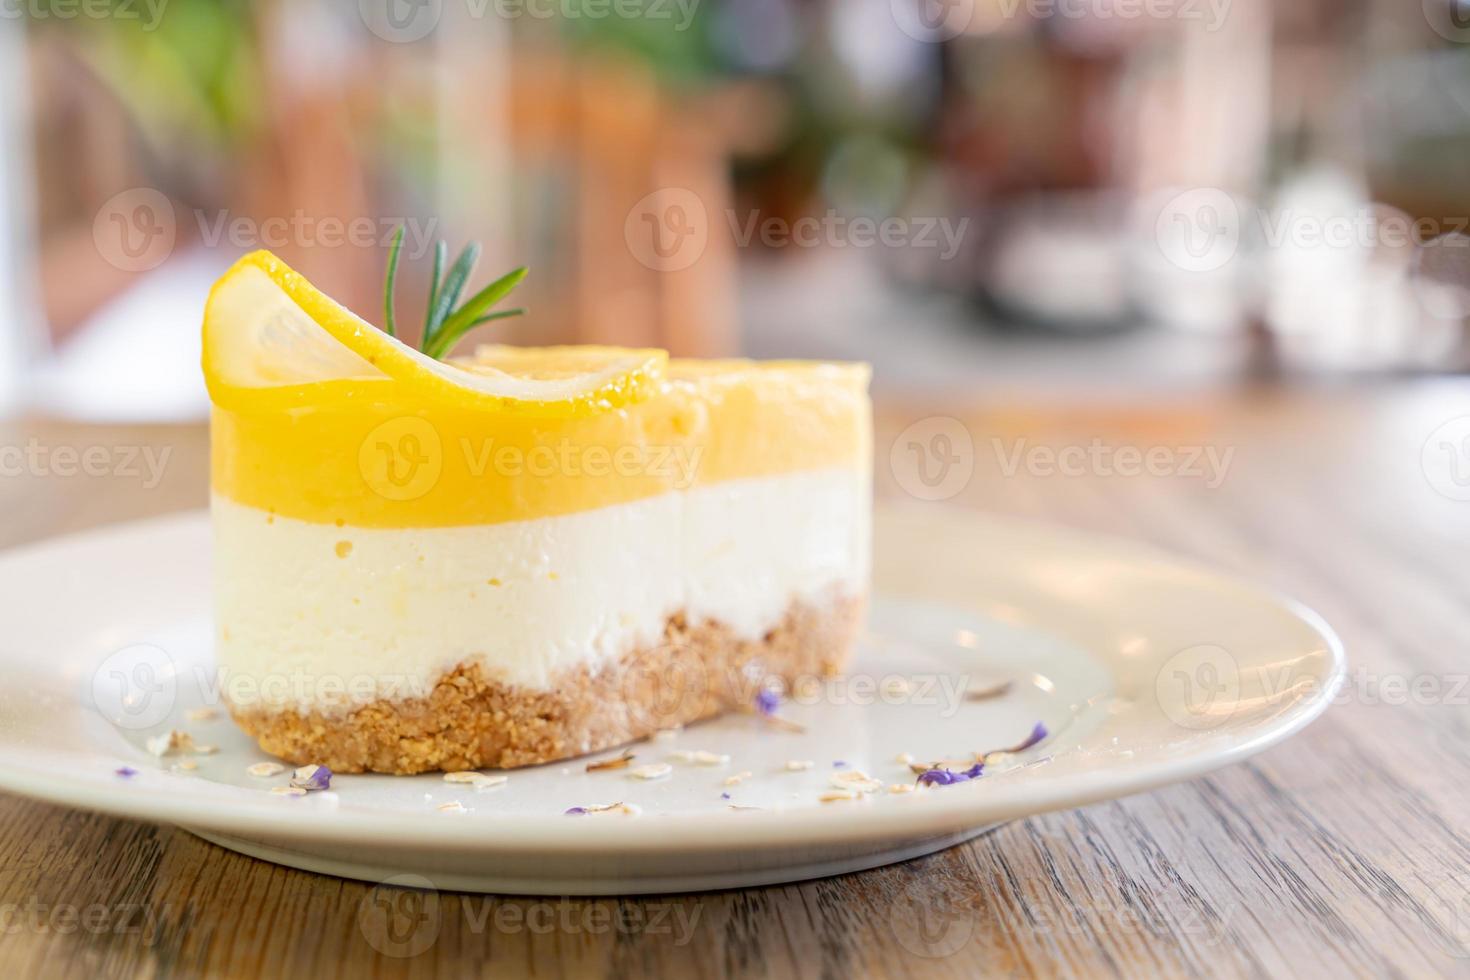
[204,252,871,774]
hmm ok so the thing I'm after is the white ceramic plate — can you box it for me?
[0,505,1342,895]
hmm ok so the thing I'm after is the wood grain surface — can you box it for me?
[1,385,1468,979]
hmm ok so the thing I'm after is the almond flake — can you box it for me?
[889,783,915,794]
[145,730,196,757]
[247,762,285,778]
[185,708,219,722]
[691,751,729,766]
[830,770,883,793]
[586,750,636,772]
[723,771,753,786]
[819,790,858,803]
[443,771,485,784]
[437,801,467,813]
[630,763,672,781]
[784,759,814,771]
[270,786,306,796]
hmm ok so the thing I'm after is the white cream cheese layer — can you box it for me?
[213,467,870,708]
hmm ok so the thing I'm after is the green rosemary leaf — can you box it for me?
[382,226,404,338]
[380,232,528,360]
[469,308,526,328]
[424,242,482,352]
[422,240,446,343]
[428,267,528,358]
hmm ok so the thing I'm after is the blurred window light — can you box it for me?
[0,17,41,415]
[829,0,938,101]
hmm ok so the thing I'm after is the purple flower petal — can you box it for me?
[754,688,781,717]
[290,764,332,792]
[564,806,588,816]
[917,762,985,787]
[833,760,847,769]
[1006,722,1048,754]
[720,792,731,800]
[115,766,137,778]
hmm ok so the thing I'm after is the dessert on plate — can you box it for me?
[204,244,871,773]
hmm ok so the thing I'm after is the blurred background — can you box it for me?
[2,0,1470,421]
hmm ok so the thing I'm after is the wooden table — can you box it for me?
[2,384,1468,978]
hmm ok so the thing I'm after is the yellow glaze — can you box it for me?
[205,252,871,528]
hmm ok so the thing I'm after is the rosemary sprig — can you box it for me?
[382,225,527,360]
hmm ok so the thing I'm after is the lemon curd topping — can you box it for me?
[205,251,871,528]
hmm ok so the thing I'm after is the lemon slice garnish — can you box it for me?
[203,250,665,416]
